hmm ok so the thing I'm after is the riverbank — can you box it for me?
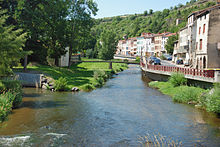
[14,60,128,91]
[149,73,220,114]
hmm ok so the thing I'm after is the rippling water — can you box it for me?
[0,65,220,146]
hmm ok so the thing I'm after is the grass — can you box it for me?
[148,81,220,113]
[14,60,128,91]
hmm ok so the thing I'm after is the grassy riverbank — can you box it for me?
[149,73,220,114]
[14,60,128,91]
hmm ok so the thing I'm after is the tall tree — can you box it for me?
[97,29,117,60]
[0,9,26,76]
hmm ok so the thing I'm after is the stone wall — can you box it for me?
[207,8,220,68]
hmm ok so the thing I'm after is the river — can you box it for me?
[0,65,220,146]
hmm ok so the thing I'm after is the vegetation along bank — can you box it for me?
[149,73,220,114]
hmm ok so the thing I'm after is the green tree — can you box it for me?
[149,9,153,15]
[0,9,26,76]
[165,35,178,54]
[144,10,148,16]
[97,30,117,60]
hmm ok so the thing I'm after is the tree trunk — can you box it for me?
[68,44,73,68]
[23,55,28,72]
[55,57,59,67]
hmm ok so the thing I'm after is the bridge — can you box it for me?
[70,60,139,69]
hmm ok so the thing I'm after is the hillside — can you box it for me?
[91,0,217,40]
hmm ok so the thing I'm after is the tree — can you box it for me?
[0,9,26,76]
[97,30,117,60]
[144,10,148,16]
[149,9,153,15]
[165,35,178,54]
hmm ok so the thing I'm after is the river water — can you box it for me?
[0,65,220,146]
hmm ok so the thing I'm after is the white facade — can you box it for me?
[137,37,144,56]
[195,13,210,69]
[59,47,69,67]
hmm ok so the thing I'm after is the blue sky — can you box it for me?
[93,0,190,18]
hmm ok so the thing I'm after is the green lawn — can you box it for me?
[14,61,128,90]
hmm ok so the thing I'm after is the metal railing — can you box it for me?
[141,62,215,78]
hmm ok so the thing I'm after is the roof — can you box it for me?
[188,4,220,18]
[196,4,220,18]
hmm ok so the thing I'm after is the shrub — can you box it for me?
[160,55,166,60]
[95,77,105,87]
[54,77,68,91]
[173,86,205,104]
[0,92,15,122]
[86,49,94,59]
[136,57,140,63]
[0,79,22,108]
[169,73,187,87]
[82,84,95,91]
[205,83,220,113]
[93,70,107,80]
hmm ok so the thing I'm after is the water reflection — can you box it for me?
[0,65,219,146]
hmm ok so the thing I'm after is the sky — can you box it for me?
[93,0,190,18]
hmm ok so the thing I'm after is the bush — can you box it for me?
[205,83,220,113]
[169,73,187,87]
[173,86,205,104]
[0,79,22,108]
[0,92,15,122]
[54,77,68,91]
[86,49,94,59]
[82,84,95,91]
[160,55,166,60]
[93,70,108,81]
[136,57,140,63]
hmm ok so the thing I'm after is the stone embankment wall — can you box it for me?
[15,73,43,87]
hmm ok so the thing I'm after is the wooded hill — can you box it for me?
[92,0,217,40]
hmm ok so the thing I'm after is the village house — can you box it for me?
[194,4,220,69]
[154,32,175,57]
[176,26,189,64]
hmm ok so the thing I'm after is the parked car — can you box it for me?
[149,56,161,65]
[176,59,183,64]
[163,54,172,61]
[153,58,161,65]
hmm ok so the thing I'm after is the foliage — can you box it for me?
[97,29,117,60]
[93,69,108,87]
[205,83,220,113]
[159,55,166,60]
[165,35,178,54]
[54,77,68,91]
[168,73,187,87]
[149,81,220,114]
[0,79,22,108]
[82,84,95,91]
[0,9,26,76]
[136,57,140,63]
[173,86,205,103]
[86,49,95,59]
[0,92,15,122]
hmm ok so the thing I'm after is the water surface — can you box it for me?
[0,65,220,146]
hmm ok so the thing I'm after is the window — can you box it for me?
[200,39,202,50]
[199,27,201,34]
[203,24,206,34]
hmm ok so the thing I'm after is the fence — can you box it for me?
[141,62,215,78]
